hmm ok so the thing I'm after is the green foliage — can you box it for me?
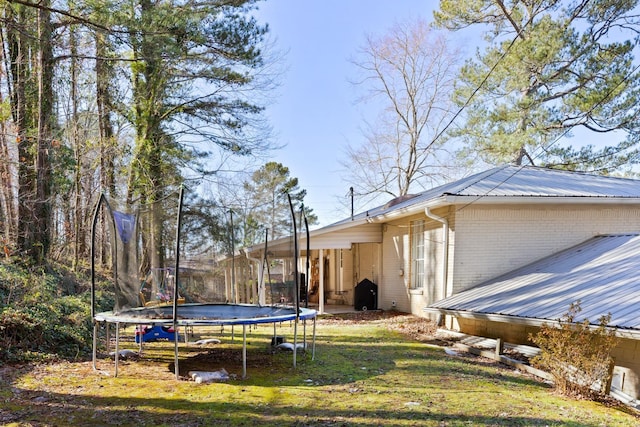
[0,98,10,122]
[434,0,640,172]
[121,0,270,202]
[529,301,619,398]
[241,162,318,246]
[180,191,229,255]
[0,260,112,362]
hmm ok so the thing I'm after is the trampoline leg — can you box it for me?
[92,321,98,372]
[293,320,298,368]
[303,320,307,349]
[242,324,247,379]
[106,322,111,354]
[174,325,180,380]
[138,324,144,353]
[312,317,316,361]
[114,322,120,378]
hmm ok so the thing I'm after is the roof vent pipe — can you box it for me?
[425,207,449,301]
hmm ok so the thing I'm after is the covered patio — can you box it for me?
[243,218,382,314]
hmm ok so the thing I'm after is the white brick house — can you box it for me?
[243,165,640,399]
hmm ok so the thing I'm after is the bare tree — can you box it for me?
[344,18,461,208]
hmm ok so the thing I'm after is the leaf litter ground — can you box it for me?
[2,310,639,426]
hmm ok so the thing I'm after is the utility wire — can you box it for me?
[424,33,522,152]
[455,58,640,213]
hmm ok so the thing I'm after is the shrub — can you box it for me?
[0,260,111,362]
[529,301,619,399]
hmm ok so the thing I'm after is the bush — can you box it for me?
[529,301,619,399]
[0,260,111,362]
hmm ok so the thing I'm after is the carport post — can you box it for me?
[319,249,325,314]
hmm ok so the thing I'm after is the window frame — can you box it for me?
[410,219,425,290]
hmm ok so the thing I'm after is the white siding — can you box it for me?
[378,214,450,316]
[340,247,354,305]
[307,223,382,249]
[452,205,640,293]
[380,220,410,312]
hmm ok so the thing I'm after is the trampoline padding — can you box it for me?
[95,303,317,326]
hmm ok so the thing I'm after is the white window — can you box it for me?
[410,220,425,289]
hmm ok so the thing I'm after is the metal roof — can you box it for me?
[428,234,640,331]
[335,165,640,225]
[245,165,640,254]
[444,165,640,198]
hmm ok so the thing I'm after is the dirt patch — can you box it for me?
[317,309,409,324]
[320,310,437,340]
[318,311,537,364]
[502,348,531,363]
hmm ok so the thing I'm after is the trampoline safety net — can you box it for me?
[98,190,233,316]
[94,187,305,319]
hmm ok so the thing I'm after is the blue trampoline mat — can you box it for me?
[95,303,317,326]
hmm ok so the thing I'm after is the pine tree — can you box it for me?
[242,162,317,245]
[434,0,640,173]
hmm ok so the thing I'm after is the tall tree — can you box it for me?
[0,43,16,256]
[434,0,640,172]
[241,162,317,246]
[121,0,270,203]
[33,0,54,262]
[116,0,272,269]
[0,0,275,265]
[344,18,461,208]
[3,0,55,262]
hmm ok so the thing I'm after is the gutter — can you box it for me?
[425,207,449,299]
[368,194,640,223]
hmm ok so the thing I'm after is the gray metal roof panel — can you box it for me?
[455,166,640,198]
[330,165,640,227]
[429,234,640,330]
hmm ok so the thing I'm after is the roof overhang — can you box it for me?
[244,218,382,259]
[365,195,640,224]
[365,203,429,223]
[425,307,640,340]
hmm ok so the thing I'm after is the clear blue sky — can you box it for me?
[252,1,440,227]
[251,1,633,228]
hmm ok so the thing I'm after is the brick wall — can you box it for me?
[378,212,451,316]
[457,317,640,399]
[452,204,640,293]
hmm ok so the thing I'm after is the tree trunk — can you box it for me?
[33,2,54,262]
[0,117,15,257]
[0,44,16,256]
[95,30,116,267]
[6,5,37,259]
[70,22,82,269]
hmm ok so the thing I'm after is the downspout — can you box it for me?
[425,207,449,300]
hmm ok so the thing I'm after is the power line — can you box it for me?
[424,33,522,152]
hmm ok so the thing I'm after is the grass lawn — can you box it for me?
[1,312,638,426]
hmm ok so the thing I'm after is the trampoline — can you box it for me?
[93,303,317,379]
[90,187,317,379]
